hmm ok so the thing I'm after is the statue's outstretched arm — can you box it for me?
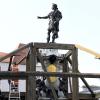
[37,16,48,19]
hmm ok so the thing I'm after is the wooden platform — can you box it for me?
[0,92,100,100]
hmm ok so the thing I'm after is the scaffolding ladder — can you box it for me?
[9,81,20,100]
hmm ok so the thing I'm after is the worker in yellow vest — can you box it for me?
[47,64,57,82]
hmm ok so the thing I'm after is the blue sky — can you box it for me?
[0,0,100,74]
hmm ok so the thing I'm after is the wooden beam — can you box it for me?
[75,44,100,59]
[1,71,100,79]
[80,76,95,97]
[26,54,30,100]
[29,44,37,100]
[72,47,79,100]
[62,56,69,97]
[65,50,72,58]
[68,93,96,99]
[34,42,74,50]
[0,92,98,100]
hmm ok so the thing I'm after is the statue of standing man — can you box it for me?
[37,3,62,43]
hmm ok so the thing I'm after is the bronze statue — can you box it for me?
[37,3,62,43]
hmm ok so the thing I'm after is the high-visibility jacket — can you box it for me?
[47,64,57,82]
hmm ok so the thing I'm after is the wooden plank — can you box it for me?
[80,76,95,97]
[1,92,97,100]
[62,56,68,97]
[33,72,100,78]
[68,93,95,99]
[29,44,36,100]
[1,71,100,79]
[75,44,100,58]
[34,42,74,50]
[27,75,35,100]
[72,47,79,100]
[26,54,31,100]
[65,50,72,58]
[26,54,30,71]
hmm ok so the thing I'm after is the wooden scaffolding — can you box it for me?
[0,42,100,100]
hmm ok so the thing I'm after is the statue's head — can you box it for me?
[52,3,58,10]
